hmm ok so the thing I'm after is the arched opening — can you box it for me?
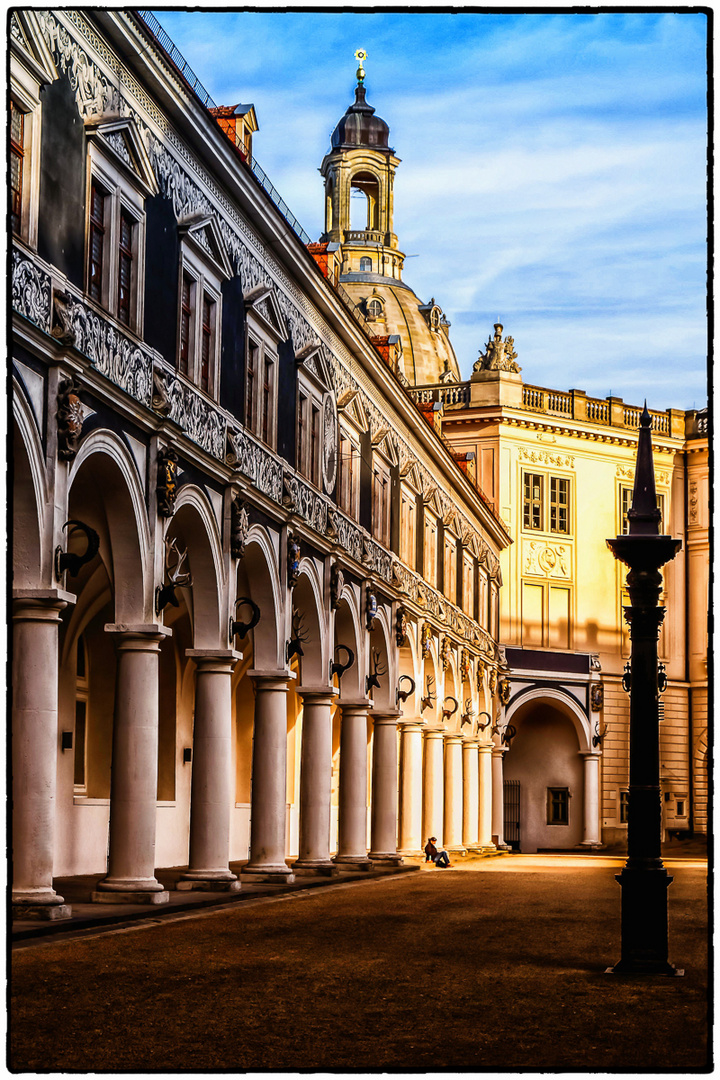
[231,532,283,861]
[13,417,43,588]
[503,696,585,853]
[350,171,379,231]
[55,442,147,876]
[359,256,372,273]
[331,593,363,851]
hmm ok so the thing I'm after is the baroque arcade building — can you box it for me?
[11,11,511,919]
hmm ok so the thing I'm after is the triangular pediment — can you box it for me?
[372,430,398,466]
[337,390,369,434]
[86,117,159,198]
[11,11,58,87]
[179,214,233,280]
[400,463,423,493]
[423,488,443,517]
[244,284,288,343]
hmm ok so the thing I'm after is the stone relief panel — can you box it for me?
[522,540,571,579]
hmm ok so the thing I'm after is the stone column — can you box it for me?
[398,720,424,855]
[579,750,602,848]
[478,743,495,849]
[443,733,466,853]
[12,591,75,920]
[422,727,445,847]
[293,688,336,873]
[491,745,509,850]
[244,671,294,882]
[462,738,481,850]
[94,625,171,904]
[369,713,402,863]
[334,702,372,867]
[178,651,241,891]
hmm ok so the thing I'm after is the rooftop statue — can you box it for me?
[473,323,521,374]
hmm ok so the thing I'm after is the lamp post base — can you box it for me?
[611,865,683,976]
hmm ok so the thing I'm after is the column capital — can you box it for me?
[186,649,241,672]
[444,732,464,744]
[339,698,371,711]
[105,623,172,638]
[423,726,446,739]
[371,715,401,730]
[13,590,75,623]
[491,744,508,758]
[478,741,494,754]
[578,749,602,760]
[463,737,481,748]
[370,709,402,723]
[399,718,425,732]
[248,668,296,691]
[298,685,338,704]
[13,587,76,607]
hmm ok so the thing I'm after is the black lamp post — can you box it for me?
[606,404,682,975]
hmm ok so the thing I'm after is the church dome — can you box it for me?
[331,84,391,151]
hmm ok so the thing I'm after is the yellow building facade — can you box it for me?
[411,350,709,849]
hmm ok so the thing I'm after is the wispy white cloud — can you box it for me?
[149,9,707,410]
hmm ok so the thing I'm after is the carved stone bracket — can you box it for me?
[156,446,179,518]
[57,375,85,461]
[230,495,250,560]
[287,533,301,590]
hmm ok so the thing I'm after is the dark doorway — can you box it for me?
[504,779,520,851]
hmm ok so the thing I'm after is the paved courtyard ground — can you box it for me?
[11,853,709,1072]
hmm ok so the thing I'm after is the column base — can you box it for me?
[292,863,340,877]
[398,848,424,857]
[579,841,604,849]
[91,890,170,905]
[242,865,295,884]
[446,845,467,855]
[176,877,241,892]
[12,900,72,921]
[333,855,373,871]
[369,853,404,865]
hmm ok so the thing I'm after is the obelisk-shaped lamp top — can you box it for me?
[606,403,681,571]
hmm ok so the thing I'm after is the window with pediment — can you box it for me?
[177,215,232,398]
[372,452,392,548]
[10,10,56,248]
[423,508,439,587]
[462,550,475,617]
[244,285,288,451]
[443,529,458,605]
[85,119,158,335]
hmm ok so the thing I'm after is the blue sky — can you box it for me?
[149,9,708,410]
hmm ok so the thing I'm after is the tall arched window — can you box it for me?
[367,298,383,320]
[359,256,372,272]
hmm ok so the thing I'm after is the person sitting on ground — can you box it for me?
[424,837,452,867]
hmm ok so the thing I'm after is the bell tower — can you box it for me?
[320,49,404,281]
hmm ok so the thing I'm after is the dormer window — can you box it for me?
[367,298,383,320]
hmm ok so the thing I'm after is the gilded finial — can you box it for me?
[355,48,367,84]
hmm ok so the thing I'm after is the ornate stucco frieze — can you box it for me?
[518,447,575,468]
[11,250,52,334]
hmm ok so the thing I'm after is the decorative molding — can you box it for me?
[12,249,52,333]
[519,448,575,468]
[229,429,284,504]
[522,540,571,580]
[283,473,328,534]
[156,362,225,459]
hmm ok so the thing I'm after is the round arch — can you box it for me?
[293,559,327,686]
[170,484,226,650]
[505,686,592,754]
[238,526,283,670]
[12,393,46,587]
[67,430,150,622]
